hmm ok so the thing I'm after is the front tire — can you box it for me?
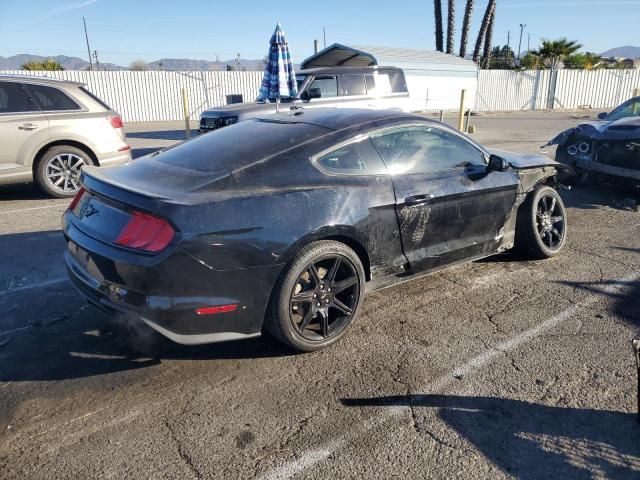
[35,145,94,198]
[266,241,365,352]
[516,185,568,259]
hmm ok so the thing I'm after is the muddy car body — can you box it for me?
[63,109,572,352]
[548,97,640,191]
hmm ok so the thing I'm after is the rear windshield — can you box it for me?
[156,119,329,173]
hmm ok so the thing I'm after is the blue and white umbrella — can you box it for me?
[257,23,297,108]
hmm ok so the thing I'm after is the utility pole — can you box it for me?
[83,17,93,71]
[527,33,531,54]
[517,23,526,60]
[323,26,326,48]
[215,53,220,71]
[92,50,100,71]
[507,30,511,67]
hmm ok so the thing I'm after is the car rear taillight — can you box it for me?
[109,116,124,129]
[114,211,175,253]
[68,187,87,212]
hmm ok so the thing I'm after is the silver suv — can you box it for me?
[0,75,131,198]
[199,66,412,132]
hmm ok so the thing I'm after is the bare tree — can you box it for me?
[482,6,496,67]
[129,59,149,71]
[434,0,444,52]
[459,0,474,58]
[472,0,496,63]
[446,0,455,54]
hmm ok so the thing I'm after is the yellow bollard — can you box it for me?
[457,89,467,132]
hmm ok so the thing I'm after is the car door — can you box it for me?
[0,81,47,170]
[370,124,519,272]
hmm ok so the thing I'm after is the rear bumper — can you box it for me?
[64,247,270,345]
[63,216,283,345]
[97,150,132,168]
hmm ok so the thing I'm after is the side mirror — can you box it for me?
[597,112,608,120]
[487,154,509,172]
[302,88,321,101]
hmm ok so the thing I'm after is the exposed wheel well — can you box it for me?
[32,140,98,174]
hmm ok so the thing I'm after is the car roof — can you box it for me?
[255,108,426,132]
[297,66,404,75]
[0,74,85,87]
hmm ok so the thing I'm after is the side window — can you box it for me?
[25,84,80,111]
[0,82,39,113]
[308,76,337,98]
[365,74,392,96]
[386,71,408,93]
[316,145,366,173]
[338,74,366,97]
[370,126,485,174]
[607,99,640,121]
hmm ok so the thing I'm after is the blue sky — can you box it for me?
[0,0,639,66]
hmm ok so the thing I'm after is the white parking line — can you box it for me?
[0,203,69,215]
[258,272,639,480]
[0,276,68,298]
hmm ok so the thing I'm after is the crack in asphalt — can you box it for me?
[163,417,203,479]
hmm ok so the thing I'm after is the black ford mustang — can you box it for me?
[63,109,571,352]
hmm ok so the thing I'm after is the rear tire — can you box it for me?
[35,145,94,198]
[265,241,365,352]
[515,185,568,259]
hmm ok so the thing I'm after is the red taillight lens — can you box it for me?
[68,187,86,212]
[196,304,238,316]
[109,116,124,129]
[114,211,175,253]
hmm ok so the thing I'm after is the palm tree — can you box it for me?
[22,59,64,71]
[482,6,496,67]
[472,0,496,63]
[459,0,475,58]
[446,0,455,54]
[531,38,583,70]
[434,0,444,52]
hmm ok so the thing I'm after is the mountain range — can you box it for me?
[0,54,265,71]
[600,46,640,59]
[2,46,639,71]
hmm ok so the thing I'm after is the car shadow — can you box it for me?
[340,394,640,479]
[0,183,51,201]
[562,183,639,211]
[126,129,197,141]
[0,307,290,384]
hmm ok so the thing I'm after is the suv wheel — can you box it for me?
[35,145,94,198]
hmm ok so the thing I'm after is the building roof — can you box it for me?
[301,44,478,75]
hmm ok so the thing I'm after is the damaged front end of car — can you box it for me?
[547,117,640,191]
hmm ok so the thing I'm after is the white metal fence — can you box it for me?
[1,70,263,122]
[477,68,640,112]
[3,69,640,121]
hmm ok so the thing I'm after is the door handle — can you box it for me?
[404,194,434,206]
[18,123,38,130]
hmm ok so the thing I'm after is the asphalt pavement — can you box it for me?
[1,111,639,479]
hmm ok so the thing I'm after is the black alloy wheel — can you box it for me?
[266,240,365,352]
[535,191,566,251]
[516,185,568,259]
